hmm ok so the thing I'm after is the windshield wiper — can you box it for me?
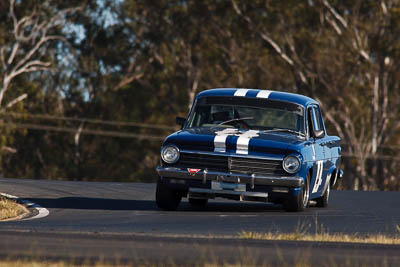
[262,128,305,137]
[218,117,254,125]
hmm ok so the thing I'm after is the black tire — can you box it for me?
[189,198,208,208]
[155,178,182,211]
[284,173,310,212]
[315,180,330,208]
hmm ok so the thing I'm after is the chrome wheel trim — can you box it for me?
[303,177,310,207]
[326,181,330,203]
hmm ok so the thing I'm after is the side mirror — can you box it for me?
[314,129,325,139]
[176,117,186,128]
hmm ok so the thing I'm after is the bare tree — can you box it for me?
[0,0,80,111]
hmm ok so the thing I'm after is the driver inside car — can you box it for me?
[211,108,250,129]
[211,110,232,124]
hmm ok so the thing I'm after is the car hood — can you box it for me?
[163,127,305,158]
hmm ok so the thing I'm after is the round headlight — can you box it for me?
[161,145,180,164]
[283,155,301,174]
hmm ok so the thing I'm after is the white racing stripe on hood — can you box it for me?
[256,90,273,98]
[214,128,259,154]
[236,130,260,154]
[234,89,249,96]
[214,135,228,152]
[214,128,238,152]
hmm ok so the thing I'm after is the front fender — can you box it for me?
[298,161,314,185]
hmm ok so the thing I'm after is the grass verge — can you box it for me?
[0,196,26,221]
[0,258,388,267]
[241,219,400,246]
[240,231,400,245]
[241,216,400,245]
[0,261,122,267]
[0,260,311,267]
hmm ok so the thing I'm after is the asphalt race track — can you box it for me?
[1,178,399,265]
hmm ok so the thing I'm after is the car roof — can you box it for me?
[196,88,318,107]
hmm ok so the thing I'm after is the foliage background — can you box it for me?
[0,0,399,190]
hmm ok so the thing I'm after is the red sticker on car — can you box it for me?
[187,168,201,176]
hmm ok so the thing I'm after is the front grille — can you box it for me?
[169,152,286,177]
[178,153,228,172]
[229,157,286,176]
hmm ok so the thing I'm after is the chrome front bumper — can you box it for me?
[156,166,304,188]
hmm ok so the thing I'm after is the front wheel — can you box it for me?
[155,178,182,211]
[284,174,310,212]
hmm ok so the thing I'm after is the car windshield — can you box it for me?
[186,96,305,134]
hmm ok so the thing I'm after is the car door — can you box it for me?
[317,107,341,191]
[307,105,328,196]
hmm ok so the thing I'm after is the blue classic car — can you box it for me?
[156,88,342,211]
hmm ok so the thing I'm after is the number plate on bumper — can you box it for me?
[211,181,246,192]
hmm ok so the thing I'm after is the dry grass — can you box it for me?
[0,262,229,267]
[241,231,400,245]
[241,218,400,245]
[0,261,310,267]
[0,261,124,267]
[0,197,26,221]
[0,260,384,267]
[0,261,120,267]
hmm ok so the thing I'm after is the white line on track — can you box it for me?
[1,192,50,221]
